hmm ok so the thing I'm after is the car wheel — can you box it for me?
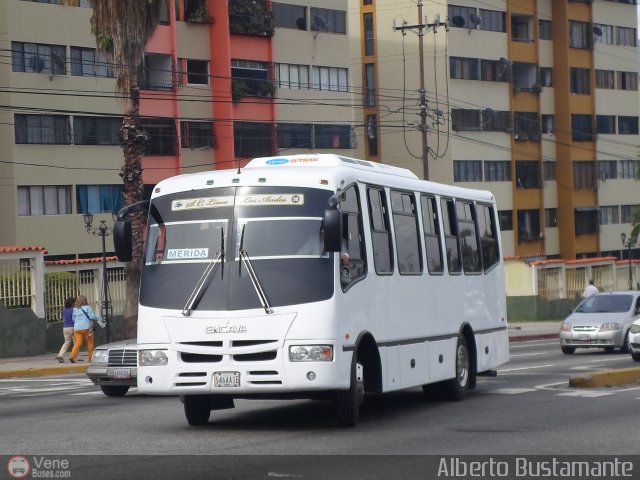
[632,352,640,362]
[184,395,211,426]
[100,385,129,397]
[335,357,364,427]
[561,346,575,355]
[620,331,630,353]
[444,336,470,401]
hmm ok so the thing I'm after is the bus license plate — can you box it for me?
[214,371,240,388]
[111,368,131,380]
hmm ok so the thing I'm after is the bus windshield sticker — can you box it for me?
[167,248,209,260]
[172,197,233,211]
[236,194,304,206]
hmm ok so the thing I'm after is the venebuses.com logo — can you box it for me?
[6,456,71,478]
[7,456,30,479]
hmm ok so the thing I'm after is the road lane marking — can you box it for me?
[510,341,558,349]
[498,364,555,372]
[557,391,613,397]
[488,388,537,395]
[510,352,547,357]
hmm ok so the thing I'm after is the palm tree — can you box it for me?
[85,0,163,337]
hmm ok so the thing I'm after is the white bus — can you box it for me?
[114,154,509,427]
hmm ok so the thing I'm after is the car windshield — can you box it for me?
[575,294,633,314]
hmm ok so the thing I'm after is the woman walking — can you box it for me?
[55,297,76,363]
[69,295,99,363]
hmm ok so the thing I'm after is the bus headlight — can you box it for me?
[289,345,333,362]
[139,349,168,366]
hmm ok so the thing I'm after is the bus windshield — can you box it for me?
[139,186,334,311]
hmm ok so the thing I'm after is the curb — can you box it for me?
[0,365,88,379]
[569,366,640,388]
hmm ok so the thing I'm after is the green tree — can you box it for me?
[74,0,163,337]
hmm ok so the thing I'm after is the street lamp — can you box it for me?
[620,232,634,290]
[84,213,115,343]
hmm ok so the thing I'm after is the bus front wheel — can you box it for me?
[444,336,470,401]
[336,360,364,427]
[183,395,211,426]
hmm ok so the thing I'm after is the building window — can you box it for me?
[450,57,479,80]
[511,14,532,42]
[276,123,312,149]
[363,12,374,56]
[480,59,509,82]
[617,71,637,91]
[234,121,274,158]
[453,161,482,182]
[574,208,598,235]
[572,114,593,141]
[600,206,619,225]
[76,185,124,214]
[448,5,476,30]
[451,109,481,131]
[391,191,422,275]
[276,63,309,89]
[15,114,70,144]
[541,115,554,134]
[622,205,640,223]
[543,161,556,181]
[364,63,376,106]
[311,66,348,92]
[620,160,640,179]
[180,121,215,149]
[498,210,513,231]
[569,21,592,49]
[482,110,512,131]
[309,7,346,34]
[70,47,113,77]
[228,0,274,36]
[573,161,596,189]
[479,9,505,32]
[185,59,208,84]
[618,116,639,134]
[570,68,590,94]
[539,20,552,40]
[315,124,354,149]
[17,186,71,216]
[616,26,636,46]
[599,160,617,180]
[540,67,553,87]
[595,69,615,89]
[596,115,616,134]
[272,2,306,30]
[517,209,541,242]
[367,187,393,274]
[484,161,511,181]
[140,117,177,156]
[420,195,444,274]
[73,116,122,145]
[594,24,614,44]
[516,161,541,189]
[11,41,66,75]
[139,53,176,91]
[366,115,378,157]
[514,112,541,139]
[545,208,558,228]
[231,59,274,99]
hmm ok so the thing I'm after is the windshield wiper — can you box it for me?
[238,224,273,314]
[181,230,225,317]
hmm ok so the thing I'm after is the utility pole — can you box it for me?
[393,1,448,180]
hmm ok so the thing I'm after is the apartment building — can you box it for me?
[352,0,640,260]
[0,0,355,259]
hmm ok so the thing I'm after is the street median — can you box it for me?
[569,366,640,388]
[0,364,88,379]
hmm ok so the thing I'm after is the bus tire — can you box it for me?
[184,395,211,426]
[444,336,470,401]
[336,359,364,427]
[100,385,129,397]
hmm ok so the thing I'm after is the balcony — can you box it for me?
[184,0,214,24]
[138,54,176,91]
[229,0,274,37]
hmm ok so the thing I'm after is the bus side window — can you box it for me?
[367,186,393,274]
[340,185,367,289]
[420,194,443,274]
[391,190,422,274]
[479,204,500,272]
[441,198,461,274]
[456,201,481,274]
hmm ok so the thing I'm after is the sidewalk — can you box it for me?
[0,322,560,379]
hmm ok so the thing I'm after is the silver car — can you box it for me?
[560,291,640,354]
[86,338,137,396]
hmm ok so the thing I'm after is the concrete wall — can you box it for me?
[507,296,580,322]
[0,306,46,358]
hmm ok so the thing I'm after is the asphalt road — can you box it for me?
[1,340,639,478]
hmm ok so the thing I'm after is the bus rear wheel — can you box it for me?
[336,360,364,427]
[444,336,470,401]
[183,395,211,426]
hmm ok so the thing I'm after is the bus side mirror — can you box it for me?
[323,208,342,252]
[113,220,133,262]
